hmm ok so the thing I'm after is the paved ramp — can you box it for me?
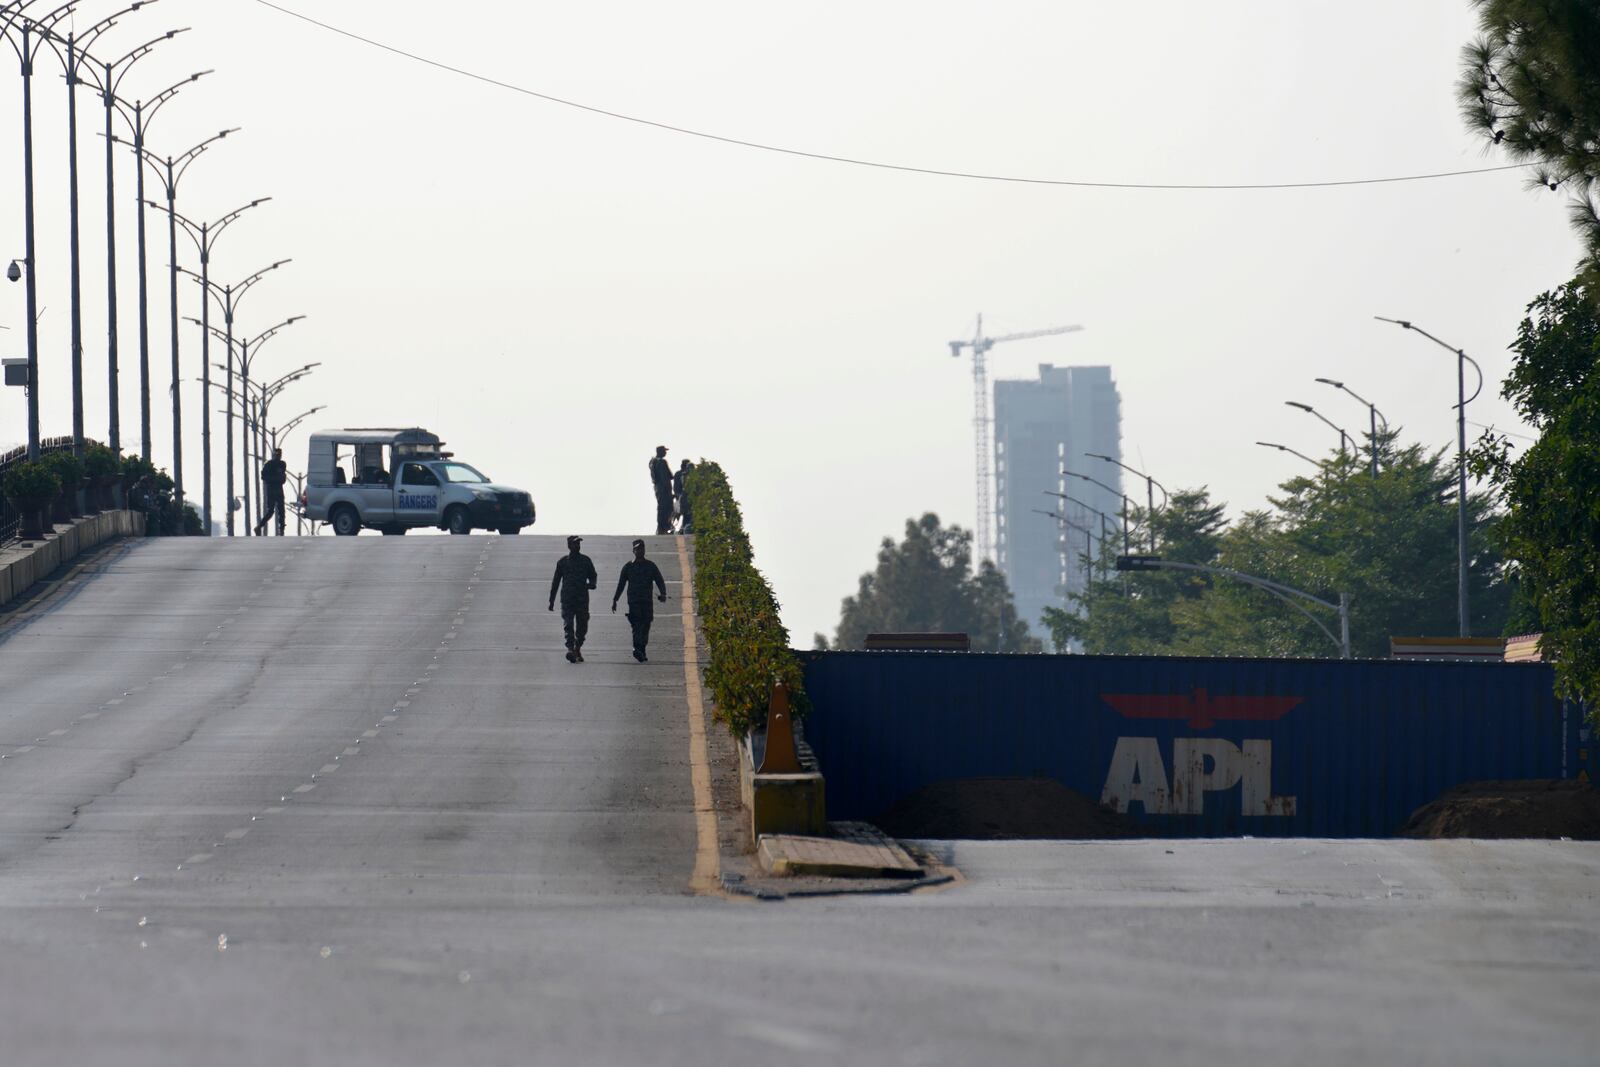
[0,535,701,906]
[1,535,1597,1066]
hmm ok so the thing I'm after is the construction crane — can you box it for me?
[948,314,1083,565]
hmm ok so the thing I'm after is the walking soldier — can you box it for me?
[257,448,289,536]
[548,535,598,662]
[612,538,667,662]
[650,445,673,535]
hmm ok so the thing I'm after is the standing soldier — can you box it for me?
[256,447,289,536]
[612,538,668,662]
[649,445,673,535]
[672,458,695,534]
[548,535,598,663]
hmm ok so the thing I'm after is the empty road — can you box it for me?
[0,535,1595,1065]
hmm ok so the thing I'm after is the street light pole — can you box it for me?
[229,316,305,535]
[87,24,188,457]
[1314,378,1389,479]
[113,68,210,462]
[134,127,239,516]
[1375,317,1484,637]
[180,258,288,535]
[1256,440,1321,468]
[1118,555,1352,659]
[1086,452,1166,552]
[1285,401,1352,457]
[1062,468,1133,554]
[165,200,269,533]
[0,2,79,459]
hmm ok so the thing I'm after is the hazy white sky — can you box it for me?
[0,1,1580,641]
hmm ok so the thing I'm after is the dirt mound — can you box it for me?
[1399,779,1600,840]
[875,777,1139,840]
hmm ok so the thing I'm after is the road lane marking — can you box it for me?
[674,537,720,895]
[185,854,212,864]
[15,746,34,753]
[224,829,249,840]
[264,807,286,814]
[293,784,315,793]
[319,764,339,774]
[363,729,379,738]
[48,729,68,737]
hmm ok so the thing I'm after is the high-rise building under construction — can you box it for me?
[994,364,1122,641]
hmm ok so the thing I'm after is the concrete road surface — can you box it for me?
[0,535,1595,1066]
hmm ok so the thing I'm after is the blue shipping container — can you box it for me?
[800,651,1588,837]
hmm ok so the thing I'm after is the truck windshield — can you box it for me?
[438,463,489,483]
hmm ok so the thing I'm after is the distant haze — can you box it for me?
[0,1,1573,641]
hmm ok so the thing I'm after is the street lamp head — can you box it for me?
[1314,377,1343,388]
[1085,452,1113,462]
[1285,401,1313,413]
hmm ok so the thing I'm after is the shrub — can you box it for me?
[83,443,120,481]
[121,454,156,482]
[683,461,808,737]
[40,450,84,492]
[2,460,61,508]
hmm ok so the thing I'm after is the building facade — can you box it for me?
[994,364,1122,641]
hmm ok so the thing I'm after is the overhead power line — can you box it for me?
[251,0,1531,191]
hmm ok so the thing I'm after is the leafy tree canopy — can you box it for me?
[822,513,1040,653]
[1460,0,1600,278]
[1044,437,1512,659]
[1472,280,1600,703]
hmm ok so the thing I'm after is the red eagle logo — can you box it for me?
[1100,688,1303,730]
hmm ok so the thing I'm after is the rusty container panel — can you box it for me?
[799,651,1584,838]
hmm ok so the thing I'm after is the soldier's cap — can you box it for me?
[632,538,645,550]
[566,535,582,546]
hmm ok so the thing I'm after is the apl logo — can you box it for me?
[1099,689,1302,817]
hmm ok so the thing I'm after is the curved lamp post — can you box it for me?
[1284,401,1351,456]
[180,257,288,534]
[1256,440,1320,468]
[232,315,304,534]
[33,2,155,455]
[1314,377,1388,479]
[1374,316,1484,637]
[163,197,269,532]
[1085,452,1166,552]
[1061,467,1133,554]
[1,0,82,459]
[108,67,209,461]
[77,22,189,455]
[134,127,239,513]
[1118,554,1350,659]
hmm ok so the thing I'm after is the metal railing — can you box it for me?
[1,435,80,545]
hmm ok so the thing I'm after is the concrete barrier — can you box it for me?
[0,510,145,610]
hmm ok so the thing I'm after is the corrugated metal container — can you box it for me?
[800,651,1587,837]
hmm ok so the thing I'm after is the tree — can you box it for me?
[1046,442,1513,659]
[1178,442,1509,659]
[1459,1,1600,279]
[825,514,1040,652]
[1472,280,1600,705]
[1041,488,1227,653]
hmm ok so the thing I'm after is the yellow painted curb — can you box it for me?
[676,536,721,894]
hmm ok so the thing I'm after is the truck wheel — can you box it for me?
[380,524,407,536]
[445,505,472,535]
[331,505,361,537]
[497,526,521,535]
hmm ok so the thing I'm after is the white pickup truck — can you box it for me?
[300,428,536,536]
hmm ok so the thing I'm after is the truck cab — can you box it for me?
[301,428,536,536]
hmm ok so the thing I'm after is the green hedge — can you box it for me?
[684,461,808,737]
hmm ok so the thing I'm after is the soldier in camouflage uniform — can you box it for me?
[611,538,668,661]
[548,535,598,662]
